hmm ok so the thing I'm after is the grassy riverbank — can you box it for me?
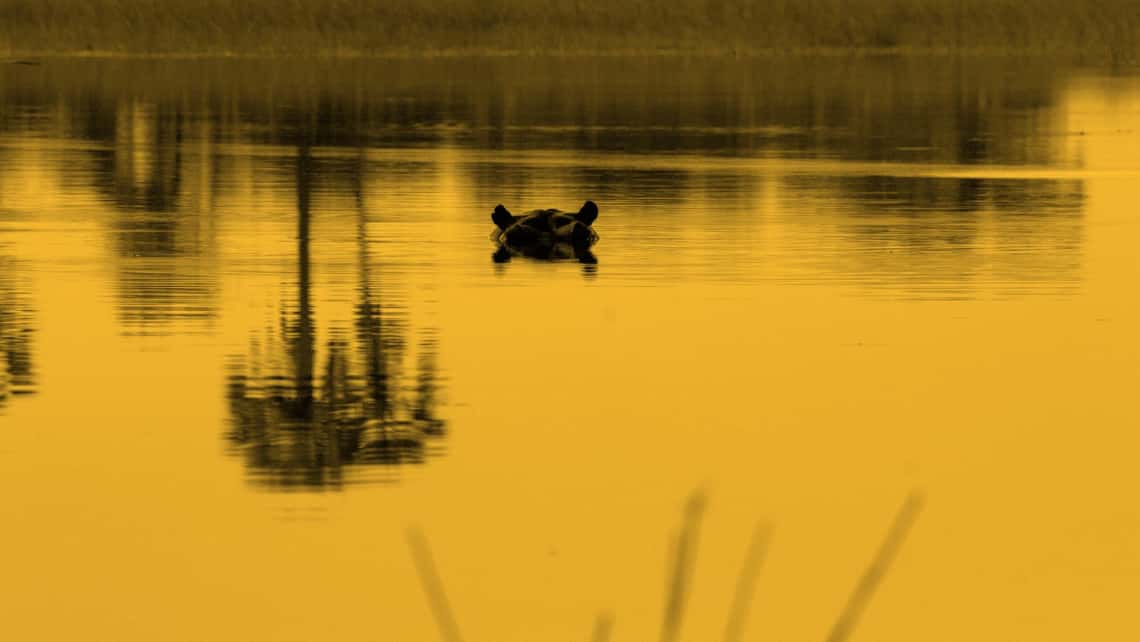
[1,0,1137,60]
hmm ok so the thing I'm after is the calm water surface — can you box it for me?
[1,58,1138,642]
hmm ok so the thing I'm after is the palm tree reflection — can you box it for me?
[225,146,447,490]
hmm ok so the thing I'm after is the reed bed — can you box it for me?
[1,0,1137,60]
[406,492,924,642]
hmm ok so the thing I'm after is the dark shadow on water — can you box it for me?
[224,146,448,490]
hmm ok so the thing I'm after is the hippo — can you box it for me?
[491,201,599,264]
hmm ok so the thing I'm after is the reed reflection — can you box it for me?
[0,255,36,411]
[225,147,447,490]
[1,58,1076,166]
[783,175,1085,298]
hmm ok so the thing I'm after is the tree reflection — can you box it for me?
[225,147,447,490]
[65,97,218,337]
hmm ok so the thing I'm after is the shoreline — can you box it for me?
[4,0,1135,65]
[4,46,1136,64]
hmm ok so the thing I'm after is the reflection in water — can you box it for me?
[43,94,220,337]
[94,100,184,212]
[0,255,36,410]
[109,212,219,336]
[225,147,447,489]
[783,175,1085,298]
[99,103,216,337]
[1,58,1077,164]
[0,57,1098,469]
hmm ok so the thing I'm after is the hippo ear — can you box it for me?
[576,200,598,225]
[492,204,516,230]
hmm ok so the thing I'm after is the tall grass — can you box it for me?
[1,0,1138,59]
[404,493,923,642]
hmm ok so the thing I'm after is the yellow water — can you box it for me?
[1,58,1138,642]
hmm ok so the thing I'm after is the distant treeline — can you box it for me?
[0,0,1137,59]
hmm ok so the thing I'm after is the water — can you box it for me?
[1,57,1138,642]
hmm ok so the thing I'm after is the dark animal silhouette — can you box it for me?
[491,201,599,264]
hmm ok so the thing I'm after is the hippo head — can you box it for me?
[491,201,599,263]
